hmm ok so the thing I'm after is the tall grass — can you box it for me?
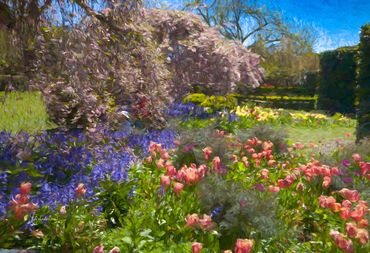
[0,91,55,133]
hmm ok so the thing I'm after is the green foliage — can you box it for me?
[35,201,106,252]
[356,24,370,141]
[0,91,55,133]
[183,93,238,111]
[183,93,208,104]
[249,87,316,97]
[317,46,358,114]
[198,175,290,251]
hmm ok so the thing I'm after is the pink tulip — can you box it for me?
[166,164,177,177]
[267,160,276,167]
[268,185,280,193]
[359,162,369,175]
[186,214,199,227]
[235,238,254,253]
[199,214,212,230]
[338,188,360,202]
[296,182,304,191]
[202,147,212,160]
[161,175,170,187]
[352,153,361,162]
[322,176,332,188]
[346,223,357,237]
[92,245,104,253]
[358,218,368,228]
[75,183,86,197]
[192,242,202,253]
[213,156,221,172]
[330,230,353,253]
[109,247,120,253]
[156,158,165,169]
[240,156,249,168]
[173,182,184,196]
[355,229,369,244]
[260,169,269,179]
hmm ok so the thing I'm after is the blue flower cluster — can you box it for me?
[128,129,177,157]
[0,123,177,218]
[167,102,213,120]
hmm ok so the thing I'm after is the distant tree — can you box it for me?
[251,37,319,87]
[184,0,319,87]
[186,0,317,51]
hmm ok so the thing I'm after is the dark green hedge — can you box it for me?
[251,87,316,97]
[317,46,358,114]
[245,98,316,111]
[356,24,370,140]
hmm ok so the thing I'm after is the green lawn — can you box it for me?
[0,91,55,133]
[0,91,356,145]
[283,125,355,144]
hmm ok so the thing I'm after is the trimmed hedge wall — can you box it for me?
[317,46,357,114]
[250,87,316,97]
[356,24,370,141]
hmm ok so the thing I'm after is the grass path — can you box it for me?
[284,125,355,144]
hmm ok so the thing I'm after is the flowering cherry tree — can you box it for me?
[31,5,264,129]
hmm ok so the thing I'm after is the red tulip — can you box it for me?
[20,182,32,195]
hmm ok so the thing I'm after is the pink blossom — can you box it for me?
[202,147,212,160]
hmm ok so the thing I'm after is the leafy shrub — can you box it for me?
[243,125,288,154]
[198,175,289,250]
[356,24,370,141]
[317,46,358,114]
[183,93,239,111]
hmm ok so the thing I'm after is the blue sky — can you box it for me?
[264,0,370,52]
[157,0,370,52]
